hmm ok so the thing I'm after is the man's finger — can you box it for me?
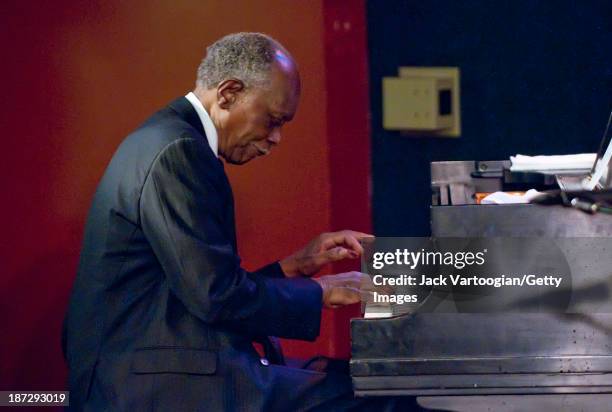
[343,235,365,256]
[340,230,374,239]
[330,272,392,295]
[323,233,365,255]
[329,287,361,306]
[360,290,376,304]
[359,273,375,289]
[330,272,370,290]
[313,247,357,267]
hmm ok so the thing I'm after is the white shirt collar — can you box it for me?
[185,92,219,157]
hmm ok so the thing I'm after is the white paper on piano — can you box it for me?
[481,189,542,204]
[510,153,596,172]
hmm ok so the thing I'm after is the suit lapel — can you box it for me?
[217,159,238,252]
[168,96,238,252]
[168,96,205,137]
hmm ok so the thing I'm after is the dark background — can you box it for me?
[367,0,611,236]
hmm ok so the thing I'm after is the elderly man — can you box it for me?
[63,33,422,411]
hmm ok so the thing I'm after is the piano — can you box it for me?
[351,160,612,410]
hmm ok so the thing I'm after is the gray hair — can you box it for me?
[196,32,283,89]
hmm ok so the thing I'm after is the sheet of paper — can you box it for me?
[481,189,542,205]
[510,153,596,171]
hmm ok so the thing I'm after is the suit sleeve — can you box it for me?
[139,137,322,341]
[252,262,286,279]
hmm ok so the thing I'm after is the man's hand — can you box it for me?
[313,271,375,309]
[279,230,373,278]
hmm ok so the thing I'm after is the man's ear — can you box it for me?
[217,79,244,110]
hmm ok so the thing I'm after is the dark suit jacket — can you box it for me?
[62,97,329,411]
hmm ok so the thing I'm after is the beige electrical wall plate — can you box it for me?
[383,66,461,137]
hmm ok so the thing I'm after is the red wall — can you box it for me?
[0,0,370,392]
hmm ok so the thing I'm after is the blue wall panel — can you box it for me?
[367,0,611,236]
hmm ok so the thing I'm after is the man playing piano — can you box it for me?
[62,32,425,411]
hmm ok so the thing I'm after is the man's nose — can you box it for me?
[267,128,281,145]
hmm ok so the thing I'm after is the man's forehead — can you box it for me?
[265,63,300,118]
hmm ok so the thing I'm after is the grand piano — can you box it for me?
[351,160,612,411]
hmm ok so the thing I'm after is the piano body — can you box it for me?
[351,161,612,407]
